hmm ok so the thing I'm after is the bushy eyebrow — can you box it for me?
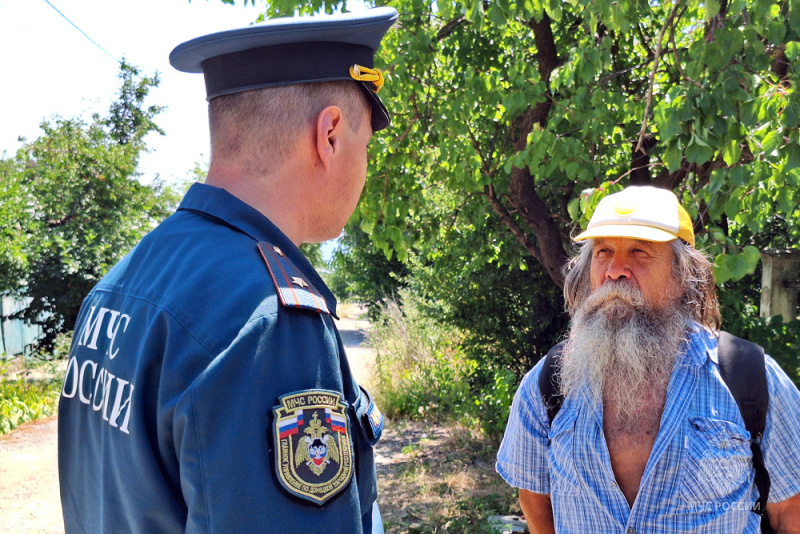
[592,238,657,251]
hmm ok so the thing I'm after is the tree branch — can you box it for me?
[466,119,495,178]
[669,4,703,88]
[635,0,683,154]
[483,184,542,263]
[437,16,468,40]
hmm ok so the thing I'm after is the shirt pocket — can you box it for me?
[548,410,581,495]
[680,416,753,504]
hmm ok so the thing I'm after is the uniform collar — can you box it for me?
[177,182,338,316]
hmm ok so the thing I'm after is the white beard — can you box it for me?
[558,281,689,433]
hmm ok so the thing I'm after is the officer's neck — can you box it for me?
[206,160,309,247]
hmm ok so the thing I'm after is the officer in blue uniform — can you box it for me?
[58,8,397,533]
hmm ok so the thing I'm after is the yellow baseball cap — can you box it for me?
[574,186,695,247]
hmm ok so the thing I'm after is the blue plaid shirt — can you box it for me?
[496,324,800,533]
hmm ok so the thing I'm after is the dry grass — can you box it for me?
[376,419,521,533]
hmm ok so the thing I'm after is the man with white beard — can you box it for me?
[496,186,800,533]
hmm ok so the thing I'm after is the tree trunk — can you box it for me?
[505,13,569,287]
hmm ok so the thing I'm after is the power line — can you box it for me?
[42,0,119,63]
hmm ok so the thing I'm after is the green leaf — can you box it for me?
[664,141,683,173]
[786,41,800,61]
[437,0,453,20]
[766,19,786,45]
[714,247,761,283]
[686,140,714,164]
[786,168,800,187]
[606,2,628,32]
[713,255,733,284]
[762,130,783,154]
[708,168,726,196]
[656,109,682,140]
[777,184,794,213]
[546,0,563,21]
[704,0,720,20]
[782,102,799,129]
[489,4,507,25]
[729,166,749,186]
[568,197,581,222]
[742,246,761,268]
[722,140,742,166]
[786,142,800,172]
[691,130,710,147]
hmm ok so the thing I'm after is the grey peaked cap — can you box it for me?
[169,7,398,131]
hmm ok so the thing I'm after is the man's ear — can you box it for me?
[315,106,344,172]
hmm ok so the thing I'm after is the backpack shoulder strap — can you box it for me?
[717,331,772,530]
[717,331,768,437]
[538,342,566,425]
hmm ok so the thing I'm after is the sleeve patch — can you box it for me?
[272,390,354,505]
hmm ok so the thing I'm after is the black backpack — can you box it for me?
[537,331,772,532]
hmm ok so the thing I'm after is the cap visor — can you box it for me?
[574,225,678,243]
[358,82,390,131]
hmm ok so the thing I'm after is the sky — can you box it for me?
[0,0,266,185]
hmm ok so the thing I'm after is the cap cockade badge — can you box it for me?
[273,390,353,505]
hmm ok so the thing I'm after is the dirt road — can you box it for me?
[0,416,62,533]
[0,305,376,533]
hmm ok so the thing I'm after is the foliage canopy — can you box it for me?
[0,62,181,347]
[260,0,799,287]
[247,0,797,368]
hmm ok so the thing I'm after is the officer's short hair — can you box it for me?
[208,81,370,172]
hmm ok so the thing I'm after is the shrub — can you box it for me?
[0,376,61,435]
[720,280,800,388]
[369,291,475,421]
[0,339,67,435]
[473,368,517,440]
[368,291,519,440]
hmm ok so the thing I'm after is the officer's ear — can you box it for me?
[315,106,344,172]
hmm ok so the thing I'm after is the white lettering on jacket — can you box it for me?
[62,305,135,435]
[62,357,135,434]
[77,306,131,359]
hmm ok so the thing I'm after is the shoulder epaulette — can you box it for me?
[257,242,331,315]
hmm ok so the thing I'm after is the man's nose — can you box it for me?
[605,253,630,281]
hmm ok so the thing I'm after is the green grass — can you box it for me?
[368,290,517,443]
[368,291,476,421]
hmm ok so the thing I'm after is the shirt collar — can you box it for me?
[177,182,337,315]
[681,320,717,367]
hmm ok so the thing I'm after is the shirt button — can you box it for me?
[627,528,635,534]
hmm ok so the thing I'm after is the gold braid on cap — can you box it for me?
[349,64,384,92]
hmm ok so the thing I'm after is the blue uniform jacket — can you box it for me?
[58,183,383,533]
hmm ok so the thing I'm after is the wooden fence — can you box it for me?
[0,296,44,358]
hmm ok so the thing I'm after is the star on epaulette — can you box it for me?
[291,276,309,288]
